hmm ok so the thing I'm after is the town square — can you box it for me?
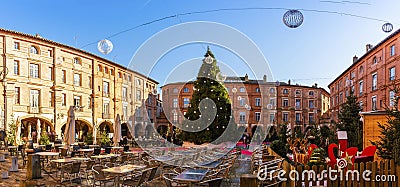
[0,1,399,187]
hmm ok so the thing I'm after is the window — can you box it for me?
[239,87,245,92]
[118,72,122,78]
[14,87,20,104]
[73,96,81,107]
[104,67,108,74]
[269,88,275,94]
[173,111,178,123]
[88,76,92,88]
[389,90,395,107]
[29,63,39,78]
[183,98,190,108]
[373,56,378,64]
[74,73,81,86]
[255,98,261,106]
[122,87,127,102]
[270,98,276,106]
[309,113,314,123]
[255,87,260,92]
[255,112,261,122]
[359,81,363,96]
[240,98,246,106]
[73,57,81,65]
[372,96,377,110]
[372,73,377,91]
[390,67,395,81]
[309,100,314,108]
[351,71,355,78]
[30,46,39,54]
[14,42,19,50]
[269,113,275,123]
[359,66,364,74]
[13,60,19,75]
[283,89,289,94]
[283,113,289,122]
[295,90,301,95]
[48,67,53,80]
[183,87,189,93]
[62,70,66,83]
[136,90,141,101]
[103,102,110,114]
[88,97,92,109]
[173,98,178,108]
[128,75,131,82]
[49,92,54,107]
[98,65,102,72]
[48,50,52,57]
[62,93,66,106]
[283,99,289,107]
[110,69,113,75]
[295,113,301,122]
[390,45,396,56]
[30,90,40,108]
[295,99,301,109]
[239,112,246,123]
[309,91,314,96]
[103,81,109,97]
[359,101,363,110]
[173,88,178,93]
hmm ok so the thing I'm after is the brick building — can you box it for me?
[328,28,400,148]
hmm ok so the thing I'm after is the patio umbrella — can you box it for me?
[64,106,75,149]
[113,114,122,146]
[15,117,21,145]
[37,119,41,144]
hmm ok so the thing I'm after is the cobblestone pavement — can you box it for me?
[0,151,251,187]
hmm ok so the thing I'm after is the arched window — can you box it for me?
[104,67,108,74]
[183,87,189,93]
[269,88,275,94]
[255,87,260,92]
[373,56,378,64]
[30,46,39,54]
[283,89,289,94]
[98,65,102,72]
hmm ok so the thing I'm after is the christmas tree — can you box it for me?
[337,91,362,150]
[177,47,234,145]
[372,86,400,165]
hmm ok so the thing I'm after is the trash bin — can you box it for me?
[27,154,41,179]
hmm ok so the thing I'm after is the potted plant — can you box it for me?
[6,116,16,146]
[85,132,94,145]
[98,131,111,148]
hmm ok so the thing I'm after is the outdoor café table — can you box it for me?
[35,152,59,166]
[195,160,222,169]
[77,148,94,157]
[51,158,75,182]
[71,157,90,162]
[102,164,146,187]
[174,168,209,187]
[91,154,112,162]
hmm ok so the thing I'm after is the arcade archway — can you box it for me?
[61,120,93,142]
[21,117,53,143]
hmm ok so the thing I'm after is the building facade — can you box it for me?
[162,74,278,136]
[328,28,400,148]
[0,28,158,143]
[275,82,330,132]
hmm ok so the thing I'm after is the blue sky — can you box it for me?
[1,0,399,90]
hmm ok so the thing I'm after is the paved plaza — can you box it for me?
[0,151,251,187]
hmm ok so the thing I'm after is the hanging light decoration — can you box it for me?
[97,39,113,54]
[216,72,227,82]
[382,22,393,33]
[204,56,214,64]
[283,9,304,28]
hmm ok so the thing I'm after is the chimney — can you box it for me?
[366,44,373,52]
[263,75,267,83]
[35,33,42,38]
[288,79,291,85]
[314,83,318,87]
[244,74,249,82]
[353,55,358,63]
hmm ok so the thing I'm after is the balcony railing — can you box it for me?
[29,106,39,114]
[102,113,110,119]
